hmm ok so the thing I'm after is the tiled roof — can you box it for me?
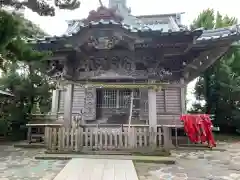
[25,19,187,44]
[65,20,84,35]
[25,20,240,46]
[197,26,240,41]
[135,12,184,19]
[65,14,182,34]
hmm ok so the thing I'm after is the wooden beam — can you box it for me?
[44,56,67,61]
[52,79,187,88]
[183,36,198,54]
[184,46,230,82]
[183,50,210,73]
[78,48,186,59]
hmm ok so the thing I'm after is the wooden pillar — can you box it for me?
[44,126,50,147]
[161,86,174,149]
[148,88,157,126]
[180,78,188,146]
[64,84,73,127]
[163,126,174,149]
[51,89,59,115]
[27,126,32,144]
[148,87,157,147]
[180,78,187,114]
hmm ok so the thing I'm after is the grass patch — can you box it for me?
[45,149,171,156]
[132,157,175,164]
[14,143,45,149]
[132,149,171,156]
[35,154,176,164]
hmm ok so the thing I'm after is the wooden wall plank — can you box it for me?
[72,85,85,114]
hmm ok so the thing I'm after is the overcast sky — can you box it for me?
[23,0,240,109]
[24,0,240,36]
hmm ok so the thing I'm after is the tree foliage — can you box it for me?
[0,10,53,140]
[1,0,81,16]
[190,9,240,132]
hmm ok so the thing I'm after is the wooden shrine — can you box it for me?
[27,1,240,151]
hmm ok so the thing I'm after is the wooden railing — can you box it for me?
[31,114,58,121]
[45,125,166,152]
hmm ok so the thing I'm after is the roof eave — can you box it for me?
[196,24,240,42]
[136,12,185,19]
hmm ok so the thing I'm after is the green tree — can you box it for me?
[0,10,53,140]
[191,9,240,132]
[1,0,80,16]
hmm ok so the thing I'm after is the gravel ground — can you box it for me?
[1,142,240,180]
[0,145,68,180]
[135,142,240,180]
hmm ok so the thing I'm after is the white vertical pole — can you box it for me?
[128,90,134,131]
[128,90,134,147]
[51,90,59,115]
[148,87,157,127]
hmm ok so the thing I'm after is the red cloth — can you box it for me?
[200,114,216,147]
[181,115,196,142]
[180,114,216,148]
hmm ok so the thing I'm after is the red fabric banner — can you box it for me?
[180,114,216,148]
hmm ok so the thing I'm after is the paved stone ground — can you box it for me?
[1,142,240,180]
[0,145,68,180]
[135,142,240,180]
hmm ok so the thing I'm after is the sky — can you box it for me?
[23,0,240,109]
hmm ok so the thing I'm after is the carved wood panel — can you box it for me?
[76,55,172,80]
[72,85,85,114]
[84,87,96,120]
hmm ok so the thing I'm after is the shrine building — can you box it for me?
[27,0,240,147]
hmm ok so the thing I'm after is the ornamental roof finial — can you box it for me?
[99,0,103,7]
[83,1,123,24]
